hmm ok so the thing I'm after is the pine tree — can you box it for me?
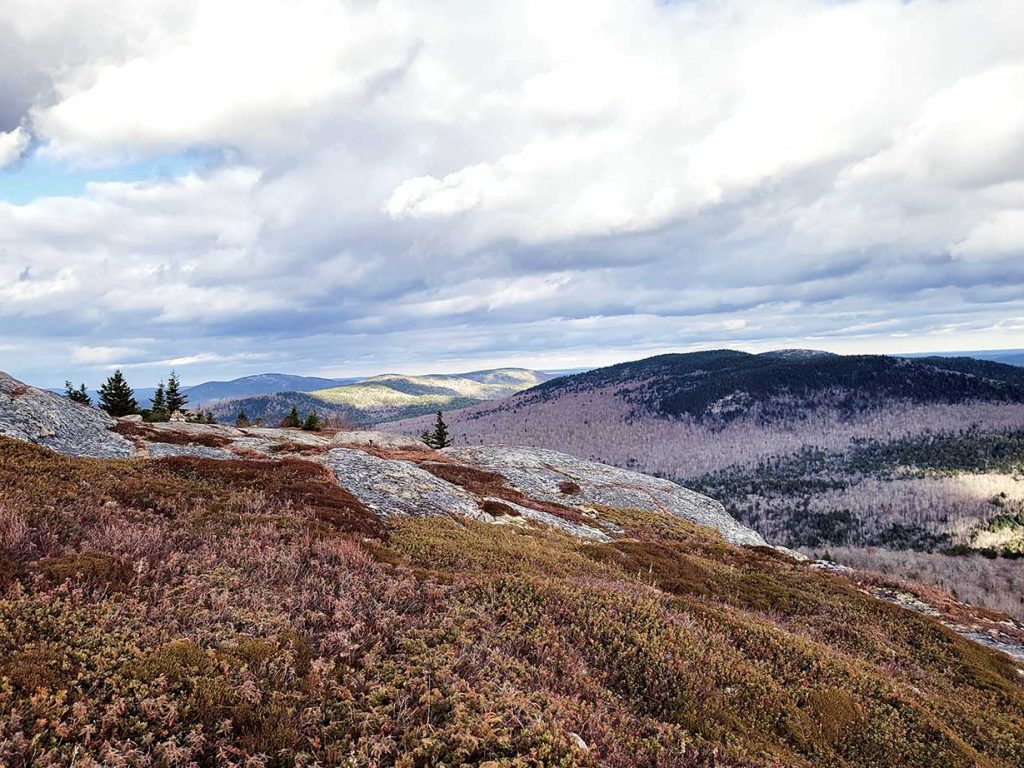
[165,370,188,414]
[150,381,168,421]
[98,370,139,417]
[204,410,216,424]
[235,410,251,428]
[281,405,302,428]
[64,381,91,406]
[302,411,321,431]
[424,410,452,448]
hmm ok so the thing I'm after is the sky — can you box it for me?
[1,0,1024,388]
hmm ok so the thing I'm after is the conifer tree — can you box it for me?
[204,410,216,424]
[302,410,321,431]
[64,381,92,406]
[150,381,168,420]
[282,405,302,428]
[165,370,188,414]
[235,410,251,428]
[98,370,139,417]
[424,410,452,448]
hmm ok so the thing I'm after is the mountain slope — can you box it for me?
[391,351,1024,601]
[209,367,551,425]
[2,416,1024,765]
[520,350,1024,423]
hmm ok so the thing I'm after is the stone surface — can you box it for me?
[331,430,426,450]
[146,442,237,460]
[143,422,246,439]
[446,445,768,547]
[318,448,490,521]
[240,427,330,447]
[0,372,135,458]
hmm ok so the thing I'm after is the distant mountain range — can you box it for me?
[54,373,359,409]
[900,348,1024,367]
[205,368,553,425]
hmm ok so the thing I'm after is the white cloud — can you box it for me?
[71,345,140,364]
[0,126,29,166]
[110,352,272,370]
[0,0,1023,384]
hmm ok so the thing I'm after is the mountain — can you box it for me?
[518,349,1024,423]
[183,373,357,404]
[2,368,1024,765]
[391,350,1024,613]
[901,348,1024,367]
[207,367,552,425]
[51,372,358,409]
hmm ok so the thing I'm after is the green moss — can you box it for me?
[36,551,135,592]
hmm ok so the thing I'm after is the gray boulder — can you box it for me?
[445,445,768,548]
[318,448,490,521]
[146,443,237,460]
[0,372,135,458]
[331,430,426,450]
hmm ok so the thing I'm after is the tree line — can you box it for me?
[66,369,328,431]
[64,369,214,423]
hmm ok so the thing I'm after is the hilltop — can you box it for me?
[207,367,551,425]
[516,350,1024,423]
[2,369,1024,765]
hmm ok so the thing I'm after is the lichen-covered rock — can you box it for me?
[318,448,490,521]
[241,427,330,447]
[143,422,246,439]
[146,443,237,460]
[331,430,426,450]
[446,445,768,547]
[0,372,135,458]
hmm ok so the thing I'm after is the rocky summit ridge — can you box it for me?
[0,371,765,549]
[0,372,135,459]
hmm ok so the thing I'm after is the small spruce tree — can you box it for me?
[150,381,168,421]
[165,370,188,415]
[302,410,321,431]
[235,410,251,428]
[281,405,302,428]
[64,381,92,406]
[98,370,139,417]
[204,410,216,424]
[424,410,452,448]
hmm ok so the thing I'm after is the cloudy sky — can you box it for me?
[2,0,1023,387]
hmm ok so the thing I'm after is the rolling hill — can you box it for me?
[183,372,357,404]
[206,368,552,425]
[392,351,1024,616]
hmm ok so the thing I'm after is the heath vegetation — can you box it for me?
[1,435,1023,766]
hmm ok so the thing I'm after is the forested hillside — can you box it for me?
[393,351,1024,617]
